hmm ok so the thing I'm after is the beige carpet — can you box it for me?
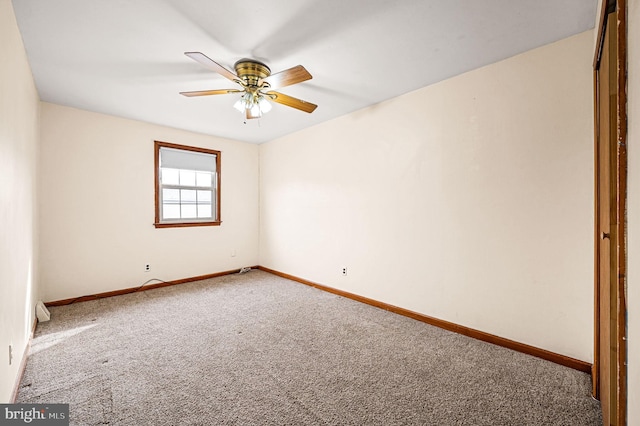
[18,270,602,425]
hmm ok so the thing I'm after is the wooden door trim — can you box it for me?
[592,66,601,397]
[594,0,611,68]
[614,0,627,422]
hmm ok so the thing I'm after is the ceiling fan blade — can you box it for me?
[262,65,312,89]
[184,52,239,82]
[180,89,242,97]
[265,91,317,113]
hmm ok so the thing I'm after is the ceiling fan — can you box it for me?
[180,52,318,120]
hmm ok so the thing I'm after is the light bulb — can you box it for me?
[258,96,272,113]
[233,98,245,113]
[249,103,262,118]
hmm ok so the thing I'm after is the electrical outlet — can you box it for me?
[342,267,347,276]
[9,344,13,365]
[231,249,236,257]
[145,264,150,272]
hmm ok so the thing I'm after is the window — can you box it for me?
[154,141,221,228]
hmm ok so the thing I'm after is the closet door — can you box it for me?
[593,1,627,424]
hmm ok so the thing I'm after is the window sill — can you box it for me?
[153,221,221,228]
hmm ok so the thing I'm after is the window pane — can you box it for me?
[197,204,212,218]
[181,189,197,203]
[181,204,197,218]
[163,204,180,219]
[162,188,180,202]
[196,172,212,187]
[197,190,212,202]
[179,170,196,186]
[162,168,180,185]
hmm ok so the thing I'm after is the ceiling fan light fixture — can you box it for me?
[233,93,271,119]
[233,98,246,113]
[249,103,262,118]
[258,96,272,113]
[233,92,255,112]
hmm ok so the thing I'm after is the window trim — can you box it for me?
[154,140,221,228]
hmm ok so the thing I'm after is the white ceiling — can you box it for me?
[12,0,597,144]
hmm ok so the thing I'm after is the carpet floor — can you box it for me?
[17,270,602,425]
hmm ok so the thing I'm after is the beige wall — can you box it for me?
[0,0,40,402]
[38,103,259,301]
[260,30,594,362]
[627,0,639,423]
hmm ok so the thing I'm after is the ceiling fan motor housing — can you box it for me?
[234,59,271,87]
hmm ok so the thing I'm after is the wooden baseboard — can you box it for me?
[11,317,38,403]
[257,266,592,374]
[45,266,258,307]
